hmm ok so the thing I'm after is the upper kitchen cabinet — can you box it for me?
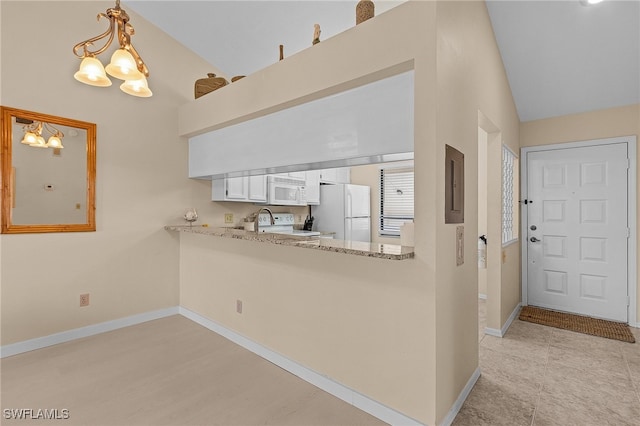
[305,170,321,205]
[287,172,306,180]
[212,175,267,203]
[306,168,350,205]
[319,168,350,184]
[248,175,268,202]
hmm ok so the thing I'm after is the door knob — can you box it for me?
[530,237,540,243]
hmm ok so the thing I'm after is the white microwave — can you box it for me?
[267,175,307,206]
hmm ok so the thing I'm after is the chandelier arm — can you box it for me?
[116,19,149,77]
[125,42,150,77]
[72,13,116,58]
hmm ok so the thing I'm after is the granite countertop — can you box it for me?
[164,225,414,260]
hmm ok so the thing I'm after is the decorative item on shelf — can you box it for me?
[194,73,229,99]
[18,118,64,149]
[356,0,375,25]
[72,0,152,97]
[231,76,245,82]
[183,208,198,227]
[279,44,284,61]
[312,24,321,45]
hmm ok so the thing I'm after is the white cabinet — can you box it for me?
[319,168,350,184]
[225,177,248,200]
[287,171,306,180]
[305,170,321,205]
[212,175,267,202]
[247,175,267,202]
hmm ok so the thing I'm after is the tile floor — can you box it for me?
[453,299,640,426]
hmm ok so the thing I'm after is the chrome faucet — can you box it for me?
[254,207,275,233]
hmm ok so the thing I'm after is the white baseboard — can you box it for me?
[629,321,639,329]
[478,293,487,300]
[179,307,424,426]
[0,307,179,358]
[484,303,521,338]
[438,367,481,426]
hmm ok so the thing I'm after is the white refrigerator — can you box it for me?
[312,184,371,242]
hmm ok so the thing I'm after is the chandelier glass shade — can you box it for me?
[104,49,144,81]
[74,57,112,87]
[120,76,152,98]
[72,0,152,97]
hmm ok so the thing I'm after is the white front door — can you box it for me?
[526,143,629,322]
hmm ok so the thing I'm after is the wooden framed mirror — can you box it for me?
[1,106,96,233]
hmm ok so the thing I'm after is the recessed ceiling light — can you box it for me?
[580,0,604,5]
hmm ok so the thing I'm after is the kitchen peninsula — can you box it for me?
[165,225,414,260]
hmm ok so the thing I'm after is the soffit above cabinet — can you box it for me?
[188,70,414,179]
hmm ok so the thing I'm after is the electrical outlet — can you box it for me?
[236,299,243,314]
[80,293,90,307]
[224,213,234,224]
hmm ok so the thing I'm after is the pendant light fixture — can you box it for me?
[72,0,152,97]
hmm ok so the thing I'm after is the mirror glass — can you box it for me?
[1,107,96,233]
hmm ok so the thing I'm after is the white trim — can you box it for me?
[478,293,487,300]
[501,238,519,249]
[520,136,637,326]
[503,144,518,158]
[438,367,481,426]
[179,307,424,426]
[0,307,179,358]
[484,303,521,338]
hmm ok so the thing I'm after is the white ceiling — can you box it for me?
[125,1,404,77]
[486,0,639,122]
[125,0,640,122]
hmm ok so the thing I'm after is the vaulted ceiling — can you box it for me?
[125,0,640,122]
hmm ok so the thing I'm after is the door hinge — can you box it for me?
[627,228,631,238]
[627,158,631,170]
[627,296,631,307]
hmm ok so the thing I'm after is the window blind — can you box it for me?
[380,167,414,236]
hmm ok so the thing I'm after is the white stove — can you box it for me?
[257,213,321,236]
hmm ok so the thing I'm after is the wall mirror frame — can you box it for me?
[1,106,96,233]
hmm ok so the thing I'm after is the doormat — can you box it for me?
[519,306,635,343]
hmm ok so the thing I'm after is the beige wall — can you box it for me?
[520,104,640,325]
[435,0,520,418]
[478,128,488,296]
[0,1,218,344]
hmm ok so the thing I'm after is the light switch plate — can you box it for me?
[224,213,234,224]
[456,225,464,266]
